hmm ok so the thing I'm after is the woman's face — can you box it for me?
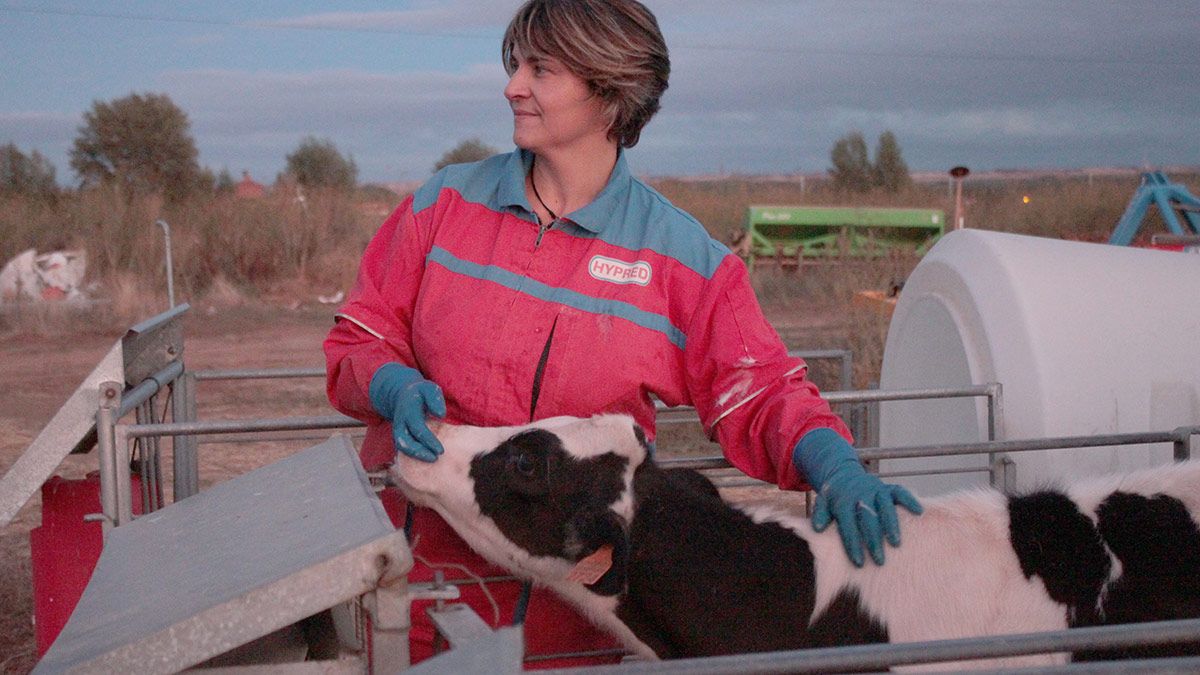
[504,47,611,155]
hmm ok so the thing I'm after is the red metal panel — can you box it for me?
[31,473,142,655]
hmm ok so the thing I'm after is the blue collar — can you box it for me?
[498,148,633,234]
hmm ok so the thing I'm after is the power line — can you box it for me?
[671,40,1196,68]
[1,4,1195,68]
[0,5,494,40]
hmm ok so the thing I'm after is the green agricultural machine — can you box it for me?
[740,205,945,270]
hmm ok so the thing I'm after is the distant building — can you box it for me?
[234,171,266,199]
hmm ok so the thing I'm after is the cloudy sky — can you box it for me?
[2,1,1197,185]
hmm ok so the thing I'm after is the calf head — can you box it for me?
[391,414,652,596]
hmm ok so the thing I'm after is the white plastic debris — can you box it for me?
[317,290,344,305]
[0,248,88,304]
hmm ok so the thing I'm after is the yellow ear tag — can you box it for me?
[567,545,613,585]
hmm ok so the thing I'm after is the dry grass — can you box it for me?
[4,171,1196,313]
[0,535,36,673]
[0,186,390,309]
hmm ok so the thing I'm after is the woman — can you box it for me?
[325,0,921,666]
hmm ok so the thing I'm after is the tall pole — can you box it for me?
[949,166,970,230]
[156,219,176,308]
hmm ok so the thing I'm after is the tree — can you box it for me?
[284,136,357,190]
[872,130,911,193]
[828,131,872,193]
[434,138,498,172]
[214,167,236,195]
[70,92,203,200]
[0,142,57,198]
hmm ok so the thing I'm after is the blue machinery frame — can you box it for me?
[1109,171,1200,246]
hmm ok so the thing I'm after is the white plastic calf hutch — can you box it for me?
[879,229,1200,496]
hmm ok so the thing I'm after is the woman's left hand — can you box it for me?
[794,428,923,567]
[810,463,923,567]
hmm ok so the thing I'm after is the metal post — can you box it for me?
[1000,456,1017,492]
[156,219,175,309]
[96,381,123,537]
[172,369,200,500]
[985,382,1005,487]
[115,424,134,526]
[136,398,164,511]
[838,350,853,393]
[949,166,970,230]
[1173,426,1193,462]
[985,382,1004,441]
[366,581,411,672]
[954,180,963,229]
[135,402,151,512]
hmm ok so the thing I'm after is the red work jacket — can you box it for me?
[324,149,850,490]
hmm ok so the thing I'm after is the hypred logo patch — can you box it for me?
[588,255,652,286]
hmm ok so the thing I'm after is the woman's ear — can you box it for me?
[565,508,628,597]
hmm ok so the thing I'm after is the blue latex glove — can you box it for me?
[368,363,446,462]
[793,428,923,567]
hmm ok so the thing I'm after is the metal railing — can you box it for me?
[87,360,1200,668]
[655,381,1006,488]
[39,304,1198,670]
[102,345,1002,527]
[101,373,1200,537]
[539,618,1200,673]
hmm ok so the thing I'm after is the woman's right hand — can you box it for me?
[368,363,446,462]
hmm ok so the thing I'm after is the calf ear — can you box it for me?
[566,509,629,597]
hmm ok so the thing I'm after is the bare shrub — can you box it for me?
[201,273,246,308]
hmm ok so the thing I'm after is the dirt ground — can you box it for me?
[0,298,841,672]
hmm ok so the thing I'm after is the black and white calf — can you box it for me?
[391,414,1200,666]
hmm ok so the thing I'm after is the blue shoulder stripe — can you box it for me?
[427,246,687,350]
[413,149,731,280]
[412,151,527,216]
[573,175,731,280]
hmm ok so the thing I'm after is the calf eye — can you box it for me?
[512,452,536,477]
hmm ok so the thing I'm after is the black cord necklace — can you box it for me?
[529,161,558,224]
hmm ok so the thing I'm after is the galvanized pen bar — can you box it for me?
[108,414,361,527]
[95,360,186,534]
[117,369,1001,527]
[540,618,1200,674]
[122,414,362,438]
[183,349,850,386]
[655,382,1005,470]
[115,360,184,418]
[856,427,1199,464]
[191,367,326,381]
[169,350,858,490]
[106,416,1194,531]
[660,428,1196,472]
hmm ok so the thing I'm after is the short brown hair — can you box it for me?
[502,0,670,149]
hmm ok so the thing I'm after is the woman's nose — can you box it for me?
[505,66,529,100]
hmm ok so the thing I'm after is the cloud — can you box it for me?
[0,111,78,142]
[0,111,79,174]
[638,0,1199,173]
[158,65,512,180]
[255,2,516,34]
[2,1,1196,182]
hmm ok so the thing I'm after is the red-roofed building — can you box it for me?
[234,171,266,199]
